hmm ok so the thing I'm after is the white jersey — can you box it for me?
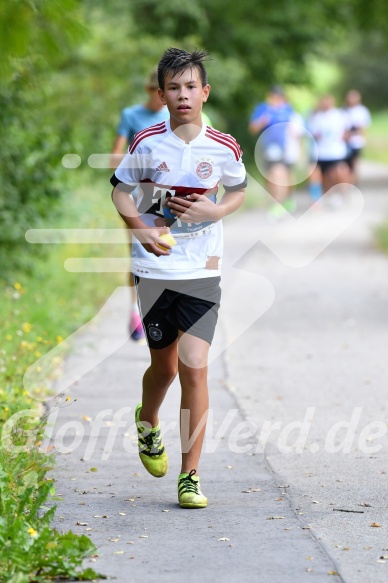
[346,104,371,149]
[283,112,305,165]
[112,120,247,280]
[308,108,351,161]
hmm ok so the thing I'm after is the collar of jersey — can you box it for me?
[166,118,207,145]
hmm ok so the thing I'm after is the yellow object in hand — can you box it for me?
[156,233,177,251]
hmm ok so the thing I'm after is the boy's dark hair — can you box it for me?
[157,48,209,89]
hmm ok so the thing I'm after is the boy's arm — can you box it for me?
[166,188,245,223]
[168,142,247,222]
[248,103,270,135]
[111,183,172,256]
[248,117,269,135]
[217,188,246,217]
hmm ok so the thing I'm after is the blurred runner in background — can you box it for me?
[307,94,351,208]
[344,90,371,185]
[306,99,324,203]
[111,70,169,341]
[249,86,301,219]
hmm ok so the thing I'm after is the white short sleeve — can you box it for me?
[113,147,147,190]
[221,154,247,192]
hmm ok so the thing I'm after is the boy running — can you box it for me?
[110,48,247,508]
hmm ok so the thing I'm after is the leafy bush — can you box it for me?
[0,83,71,276]
[0,174,121,581]
[0,0,84,277]
[0,438,100,582]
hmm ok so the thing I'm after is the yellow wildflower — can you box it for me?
[56,335,64,344]
[27,527,38,537]
[35,351,41,358]
[6,335,12,341]
[22,323,32,333]
[14,282,22,290]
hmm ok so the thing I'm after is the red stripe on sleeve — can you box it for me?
[206,128,243,158]
[129,123,167,154]
[205,129,242,161]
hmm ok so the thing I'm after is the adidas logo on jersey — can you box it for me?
[156,161,170,172]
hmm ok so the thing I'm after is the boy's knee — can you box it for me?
[179,353,208,371]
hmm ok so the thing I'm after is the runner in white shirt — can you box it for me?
[308,94,351,199]
[111,48,246,509]
[345,89,371,184]
[112,118,245,279]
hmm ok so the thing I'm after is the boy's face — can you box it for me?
[158,67,210,129]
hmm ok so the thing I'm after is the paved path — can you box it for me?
[49,161,388,582]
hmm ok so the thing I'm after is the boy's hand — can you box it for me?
[132,227,173,256]
[167,193,220,223]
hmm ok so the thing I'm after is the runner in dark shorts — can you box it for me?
[134,276,221,349]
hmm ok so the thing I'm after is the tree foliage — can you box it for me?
[0,0,84,276]
[0,0,84,86]
[2,0,388,275]
[334,31,388,109]
[129,0,388,151]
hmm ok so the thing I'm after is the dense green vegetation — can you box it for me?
[0,173,122,581]
[364,111,388,164]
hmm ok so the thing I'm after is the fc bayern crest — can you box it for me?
[196,161,213,180]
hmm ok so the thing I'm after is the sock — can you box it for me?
[309,182,323,200]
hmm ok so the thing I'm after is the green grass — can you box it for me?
[242,164,267,209]
[0,169,124,582]
[1,170,126,402]
[365,111,388,251]
[364,110,388,164]
[374,222,388,253]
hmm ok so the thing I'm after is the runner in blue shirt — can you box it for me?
[111,71,169,341]
[249,86,298,218]
[111,70,169,167]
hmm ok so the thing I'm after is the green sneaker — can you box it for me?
[267,203,288,220]
[178,469,207,508]
[135,403,168,478]
[282,198,297,213]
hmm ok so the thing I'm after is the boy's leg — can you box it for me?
[139,331,210,472]
[140,341,178,428]
[135,341,178,478]
[322,164,335,194]
[267,162,290,203]
[177,333,210,474]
